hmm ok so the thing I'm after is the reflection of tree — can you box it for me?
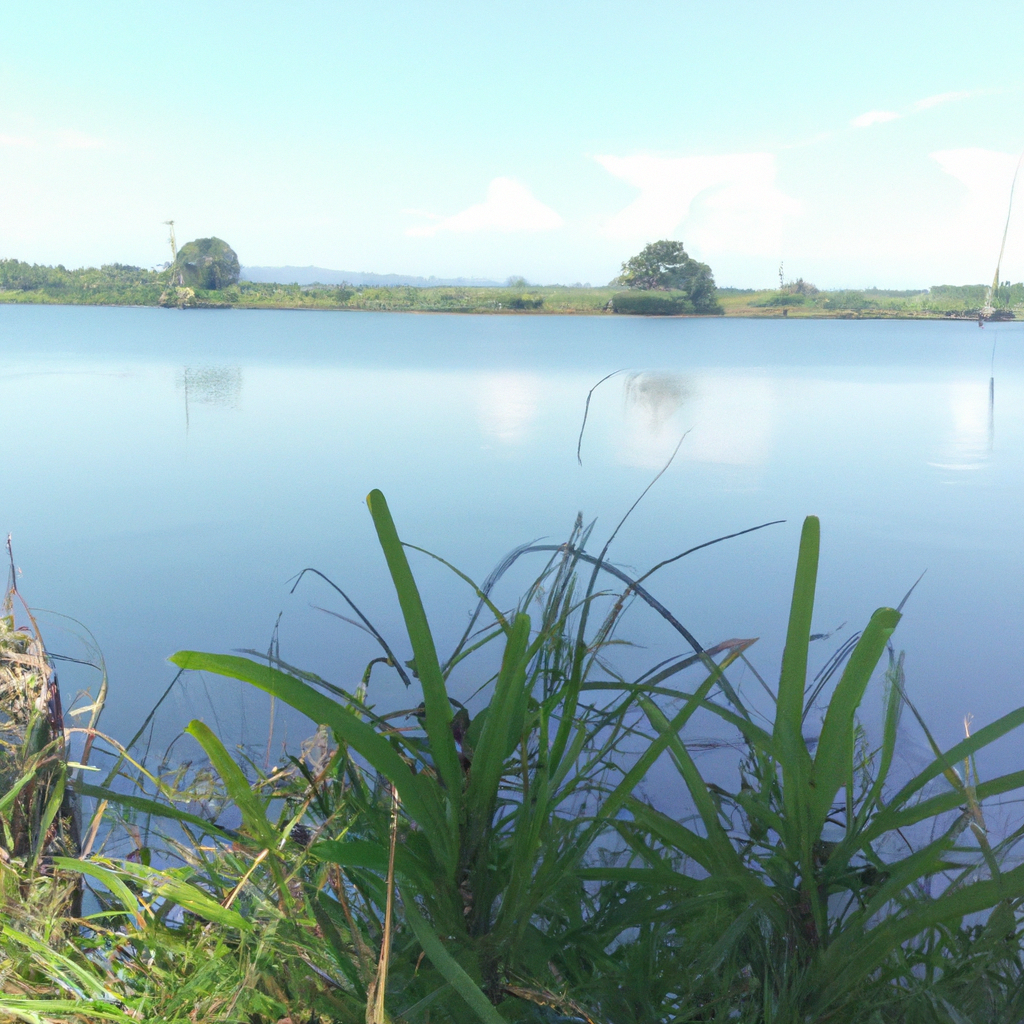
[176,366,242,431]
[176,366,243,406]
[624,371,689,432]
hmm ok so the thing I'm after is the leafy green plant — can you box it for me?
[160,491,757,1021]
[9,496,1024,1023]
[611,290,694,315]
[588,516,1024,1022]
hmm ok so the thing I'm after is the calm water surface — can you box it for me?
[2,305,1022,779]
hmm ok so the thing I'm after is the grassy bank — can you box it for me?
[718,282,1024,319]
[2,258,1021,318]
[4,494,1024,1022]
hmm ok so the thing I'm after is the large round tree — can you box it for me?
[170,237,240,290]
[617,239,721,313]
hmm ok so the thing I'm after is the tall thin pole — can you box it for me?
[163,220,177,261]
[989,150,1024,307]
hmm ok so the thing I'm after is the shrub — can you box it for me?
[612,290,694,315]
[504,294,543,310]
[929,284,988,304]
[823,289,872,311]
[755,292,807,307]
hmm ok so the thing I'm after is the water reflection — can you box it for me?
[620,372,773,469]
[989,375,995,453]
[619,371,689,468]
[6,307,1024,770]
[476,372,541,444]
[929,380,991,472]
[624,371,690,431]
[176,366,243,430]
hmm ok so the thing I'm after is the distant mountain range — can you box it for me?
[240,265,503,287]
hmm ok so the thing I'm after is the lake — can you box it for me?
[2,305,1022,782]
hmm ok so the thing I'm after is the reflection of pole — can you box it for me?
[988,375,995,453]
[184,370,190,434]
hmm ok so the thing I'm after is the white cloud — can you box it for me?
[407,177,563,237]
[929,148,1023,272]
[852,90,978,128]
[0,133,34,148]
[851,110,900,127]
[932,147,1018,218]
[595,152,799,255]
[913,90,974,111]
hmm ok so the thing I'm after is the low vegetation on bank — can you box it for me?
[4,495,1024,1023]
[2,235,1021,318]
[719,280,1024,319]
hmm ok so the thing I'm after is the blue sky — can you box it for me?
[2,1,1023,287]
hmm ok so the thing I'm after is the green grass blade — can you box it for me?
[30,764,66,869]
[866,768,1024,838]
[185,720,278,851]
[313,838,389,871]
[637,695,744,875]
[366,490,463,809]
[576,866,696,886]
[0,756,45,817]
[401,893,506,1024]
[53,857,142,926]
[105,859,252,930]
[877,704,1024,825]
[773,516,819,872]
[625,797,718,872]
[73,781,237,841]
[810,606,900,833]
[599,659,725,823]
[312,837,436,892]
[169,652,444,850]
[596,647,752,827]
[860,651,905,824]
[465,612,531,830]
[775,515,818,775]
[0,920,133,1003]
[819,860,1024,1009]
[0,999,134,1023]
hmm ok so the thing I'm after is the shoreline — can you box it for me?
[0,294,1006,321]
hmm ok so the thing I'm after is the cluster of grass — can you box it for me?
[5,493,1024,1022]
[222,281,619,314]
[719,282,1024,318]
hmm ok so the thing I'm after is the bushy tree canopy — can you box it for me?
[171,237,240,290]
[617,239,721,313]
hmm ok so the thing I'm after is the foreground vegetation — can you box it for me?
[2,257,1020,317]
[4,493,1024,1023]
